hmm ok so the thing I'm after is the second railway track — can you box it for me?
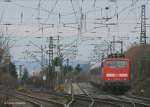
[64,82,150,107]
[66,82,123,107]
[13,83,150,107]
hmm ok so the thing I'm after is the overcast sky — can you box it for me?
[0,0,150,71]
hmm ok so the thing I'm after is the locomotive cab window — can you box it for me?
[107,60,128,68]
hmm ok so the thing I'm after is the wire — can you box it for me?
[70,0,78,23]
[10,2,57,15]
[43,0,59,23]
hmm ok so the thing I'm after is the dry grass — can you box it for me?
[125,45,150,96]
[0,73,17,89]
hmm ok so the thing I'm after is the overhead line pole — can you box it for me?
[140,5,146,45]
[47,36,54,89]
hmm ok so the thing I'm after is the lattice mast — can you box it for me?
[140,5,146,45]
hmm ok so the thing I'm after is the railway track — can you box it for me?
[14,91,68,107]
[103,92,150,107]
[68,83,123,107]
[95,96,150,107]
[0,90,43,107]
[73,83,150,107]
[13,93,45,107]
[4,84,150,107]
[18,85,95,107]
[124,94,150,104]
[66,82,95,107]
[24,83,146,107]
[72,92,150,107]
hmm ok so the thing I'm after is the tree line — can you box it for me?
[20,57,82,89]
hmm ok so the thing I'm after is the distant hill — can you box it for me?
[80,63,91,72]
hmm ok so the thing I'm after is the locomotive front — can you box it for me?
[101,55,131,91]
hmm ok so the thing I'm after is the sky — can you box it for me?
[0,0,150,72]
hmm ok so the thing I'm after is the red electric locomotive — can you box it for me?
[90,54,131,93]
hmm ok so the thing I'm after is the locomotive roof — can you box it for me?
[90,57,129,70]
[90,63,101,70]
[102,58,130,62]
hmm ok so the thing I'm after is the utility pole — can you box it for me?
[56,34,62,88]
[120,41,123,54]
[57,35,61,57]
[19,65,23,79]
[5,55,11,73]
[67,58,69,73]
[140,5,146,45]
[113,36,115,53]
[47,36,54,89]
[101,53,105,61]
[41,45,44,70]
[40,45,45,89]
[109,44,113,54]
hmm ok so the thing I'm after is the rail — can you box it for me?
[15,91,65,107]
[0,90,43,107]
[124,94,150,105]
[65,81,74,107]
[77,83,95,107]
[104,94,150,107]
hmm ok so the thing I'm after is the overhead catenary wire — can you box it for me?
[43,0,59,23]
[0,0,150,66]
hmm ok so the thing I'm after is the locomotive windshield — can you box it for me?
[107,60,128,68]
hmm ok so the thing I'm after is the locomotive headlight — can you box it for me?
[120,74,128,77]
[106,74,115,77]
[106,73,128,77]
